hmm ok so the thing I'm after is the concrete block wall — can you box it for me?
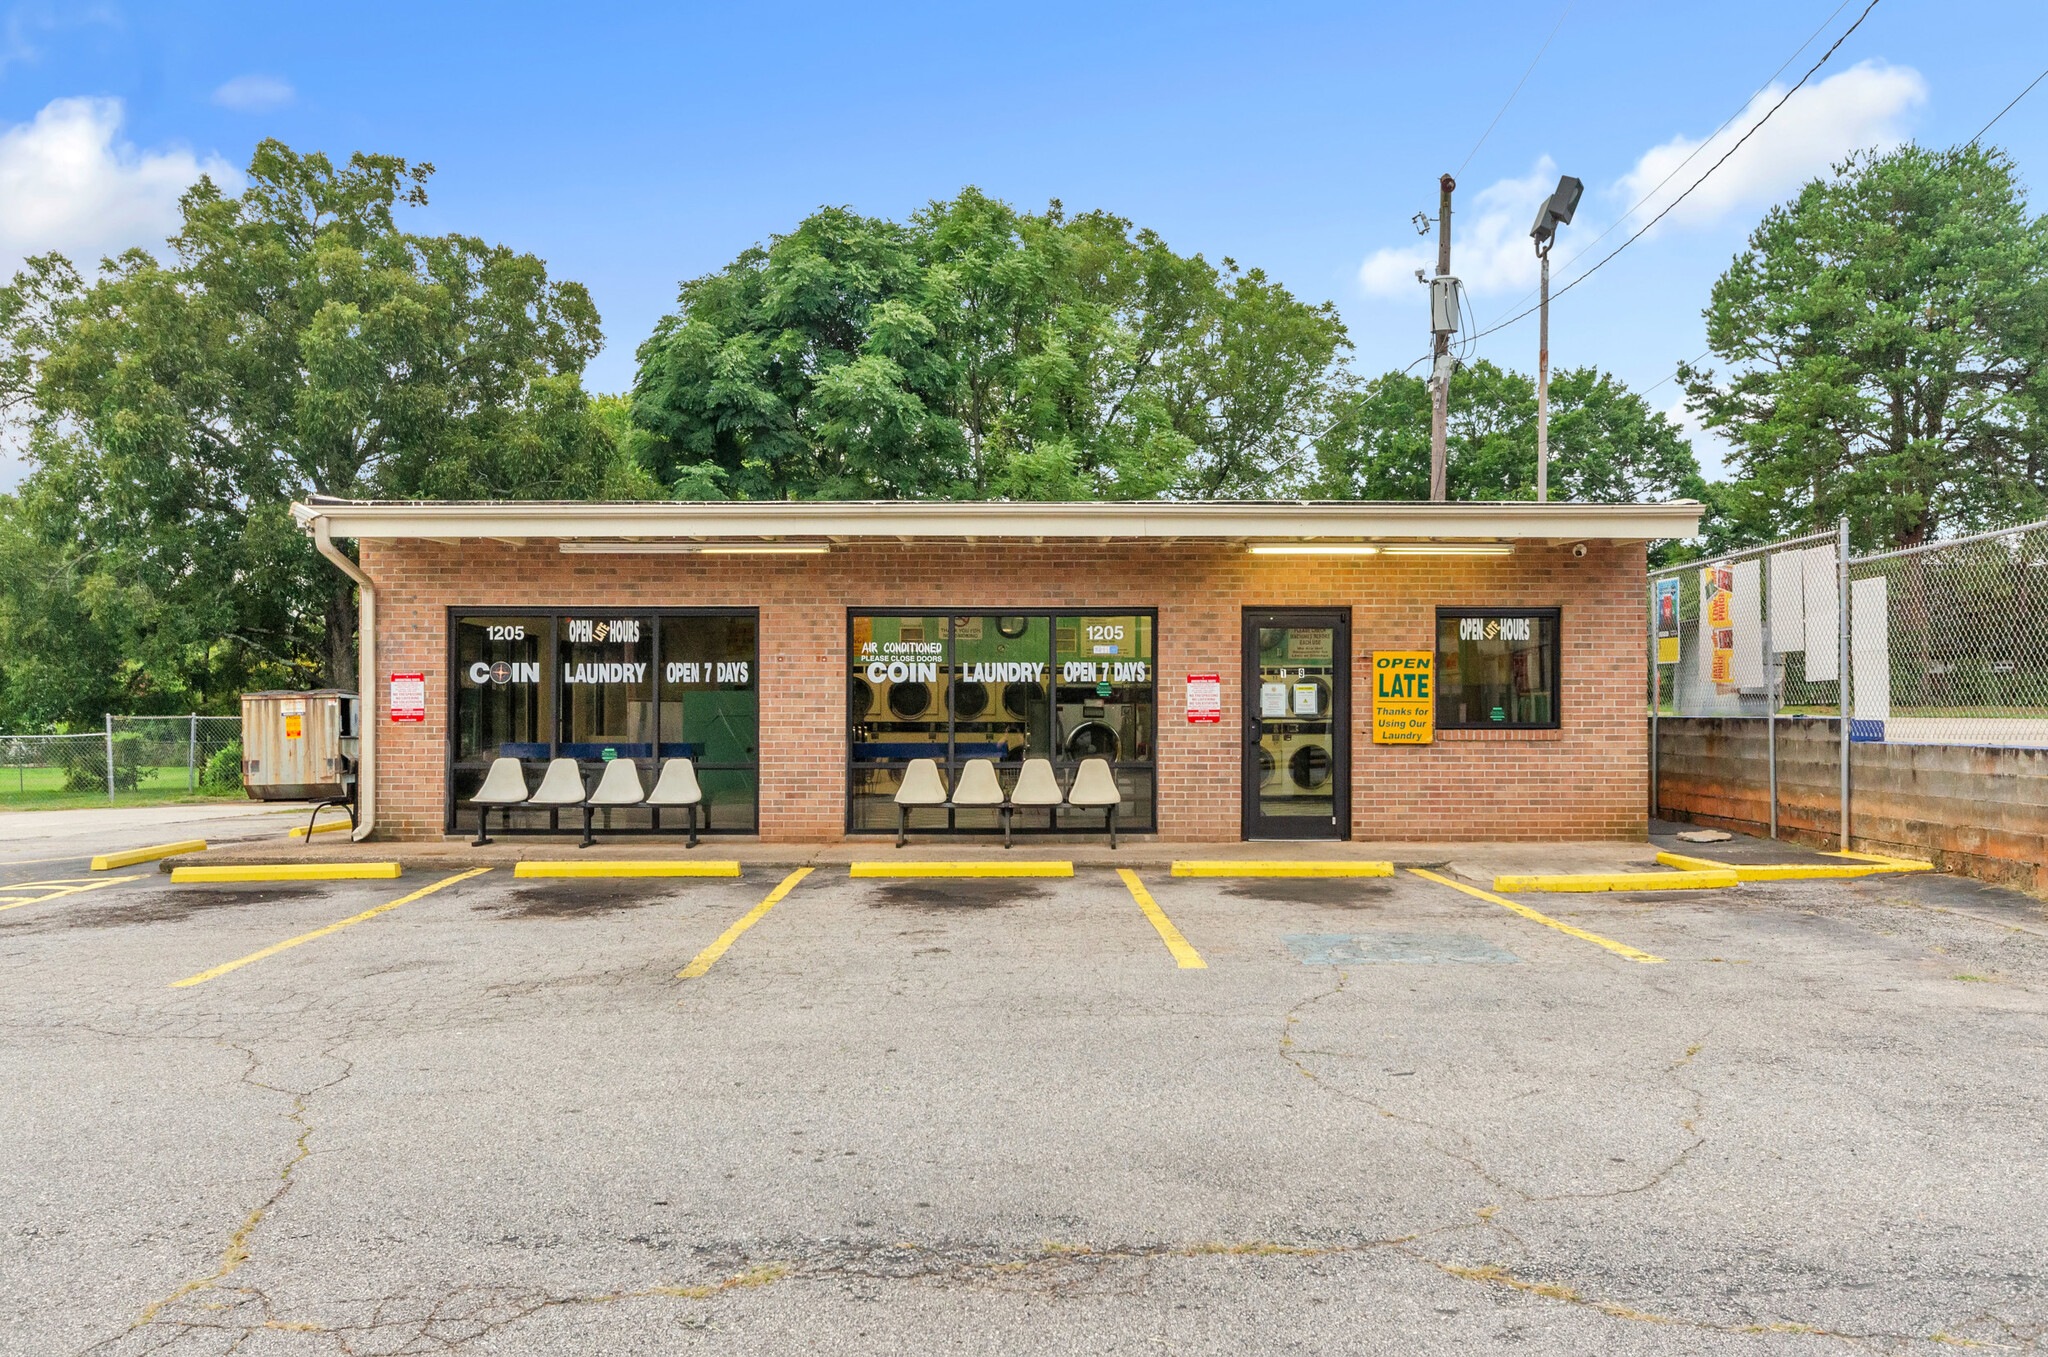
[358,536,1648,843]
[1654,716,2048,895]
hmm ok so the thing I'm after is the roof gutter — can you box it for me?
[309,514,376,844]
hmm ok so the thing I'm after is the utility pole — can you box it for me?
[1428,173,1455,502]
[1528,175,1581,505]
[1536,245,1550,502]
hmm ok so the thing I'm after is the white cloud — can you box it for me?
[1359,157,1561,298]
[0,96,235,272]
[1612,61,1925,234]
[1357,61,1925,305]
[212,74,295,113]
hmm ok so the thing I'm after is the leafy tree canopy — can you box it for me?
[1682,142,2048,552]
[0,141,642,721]
[1314,358,1706,507]
[629,189,1350,500]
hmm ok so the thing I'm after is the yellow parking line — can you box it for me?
[679,867,811,980]
[91,839,207,870]
[0,876,145,912]
[170,868,492,988]
[1118,869,1206,969]
[1409,868,1664,965]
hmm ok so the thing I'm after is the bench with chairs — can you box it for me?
[892,756,1127,848]
[469,754,707,848]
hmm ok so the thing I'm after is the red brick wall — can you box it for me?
[359,537,1648,843]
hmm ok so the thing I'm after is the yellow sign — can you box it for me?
[284,713,302,740]
[1372,651,1434,744]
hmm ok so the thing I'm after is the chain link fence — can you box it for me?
[1651,515,2048,746]
[0,715,244,802]
[1848,521,2048,748]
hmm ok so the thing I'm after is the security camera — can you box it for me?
[1571,542,1588,559]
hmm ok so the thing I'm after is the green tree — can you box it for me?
[1682,142,2048,552]
[628,188,1348,501]
[1315,359,1705,508]
[0,141,637,714]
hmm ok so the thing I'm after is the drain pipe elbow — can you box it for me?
[309,513,377,843]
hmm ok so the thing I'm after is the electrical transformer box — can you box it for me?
[1429,276,1462,335]
[241,689,360,801]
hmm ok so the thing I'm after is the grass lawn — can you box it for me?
[0,763,250,812]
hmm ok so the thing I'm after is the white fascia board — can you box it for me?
[291,499,1702,542]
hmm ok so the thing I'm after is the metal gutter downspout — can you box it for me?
[311,515,376,842]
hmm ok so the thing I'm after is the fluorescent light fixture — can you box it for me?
[693,544,831,555]
[557,540,830,555]
[1247,543,1381,555]
[1379,543,1514,556]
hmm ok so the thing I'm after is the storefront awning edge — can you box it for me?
[290,499,1702,542]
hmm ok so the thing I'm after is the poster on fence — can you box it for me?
[1655,578,1681,663]
[1700,566,1735,687]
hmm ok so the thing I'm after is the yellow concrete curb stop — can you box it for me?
[1170,861,1393,878]
[91,839,207,871]
[1493,869,1739,893]
[515,860,741,878]
[171,863,403,883]
[288,821,353,839]
[1656,851,1927,881]
[850,861,1073,878]
[1824,850,1935,870]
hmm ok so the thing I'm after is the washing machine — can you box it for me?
[948,680,990,720]
[1265,724,1335,796]
[887,679,934,721]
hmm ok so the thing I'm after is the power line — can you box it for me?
[1969,65,2048,147]
[1456,2,1573,176]
[1474,0,1857,336]
[1465,0,1882,346]
[1640,349,1713,398]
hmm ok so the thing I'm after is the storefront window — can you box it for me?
[848,611,1155,834]
[452,615,553,829]
[1435,609,1560,729]
[447,608,758,835]
[659,615,759,832]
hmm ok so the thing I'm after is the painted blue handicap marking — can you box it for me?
[1282,933,1520,965]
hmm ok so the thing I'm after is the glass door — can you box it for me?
[1242,609,1350,840]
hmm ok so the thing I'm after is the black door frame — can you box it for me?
[1241,608,1351,841]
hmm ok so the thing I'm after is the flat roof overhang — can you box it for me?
[291,497,1702,545]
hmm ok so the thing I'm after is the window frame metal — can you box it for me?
[443,605,761,835]
[1431,605,1564,731]
[843,606,1160,836]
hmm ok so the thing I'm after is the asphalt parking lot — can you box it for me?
[4,850,2047,1354]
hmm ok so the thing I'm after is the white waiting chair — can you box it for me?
[950,758,1005,840]
[1067,757,1124,848]
[579,758,647,848]
[893,758,949,847]
[469,757,531,846]
[527,757,590,836]
[647,757,705,848]
[1005,758,1064,849]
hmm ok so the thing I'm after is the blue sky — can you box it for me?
[1,0,2043,489]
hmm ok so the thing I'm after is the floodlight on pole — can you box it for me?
[1529,175,1581,504]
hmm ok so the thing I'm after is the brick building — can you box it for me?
[292,498,1701,844]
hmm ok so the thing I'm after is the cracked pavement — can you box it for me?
[3,851,2047,1353]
